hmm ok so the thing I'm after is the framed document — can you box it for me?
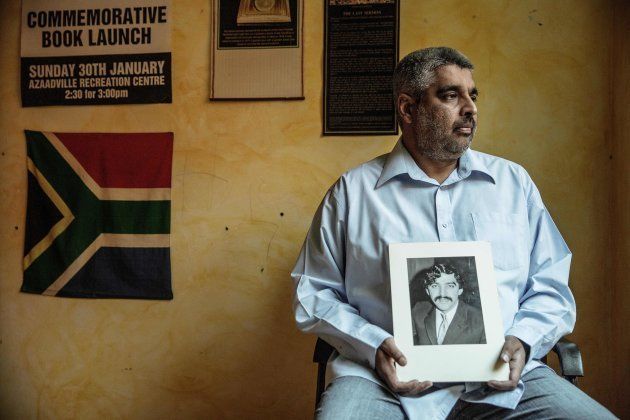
[211,0,304,100]
[389,241,509,382]
[323,0,399,135]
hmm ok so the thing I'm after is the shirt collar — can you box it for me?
[376,138,496,188]
[437,300,459,324]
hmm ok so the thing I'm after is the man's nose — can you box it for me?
[439,285,448,294]
[461,95,477,117]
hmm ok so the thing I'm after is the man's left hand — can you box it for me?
[487,335,527,391]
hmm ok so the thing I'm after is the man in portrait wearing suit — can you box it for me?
[412,263,485,345]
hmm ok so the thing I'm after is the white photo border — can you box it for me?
[389,241,509,382]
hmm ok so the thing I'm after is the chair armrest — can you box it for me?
[313,338,335,406]
[313,337,335,363]
[552,337,584,378]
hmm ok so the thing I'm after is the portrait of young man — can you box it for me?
[291,47,616,419]
[411,262,486,346]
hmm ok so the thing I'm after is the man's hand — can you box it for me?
[375,337,432,396]
[487,335,527,391]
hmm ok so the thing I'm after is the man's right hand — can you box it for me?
[375,337,432,396]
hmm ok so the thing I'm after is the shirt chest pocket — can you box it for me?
[472,212,529,270]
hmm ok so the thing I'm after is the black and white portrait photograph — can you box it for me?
[407,257,486,346]
[389,241,508,382]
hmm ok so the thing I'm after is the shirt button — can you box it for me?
[442,223,448,228]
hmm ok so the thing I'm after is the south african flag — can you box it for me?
[22,130,173,299]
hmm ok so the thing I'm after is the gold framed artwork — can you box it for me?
[237,0,291,24]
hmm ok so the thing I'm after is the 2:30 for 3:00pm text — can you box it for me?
[64,88,129,99]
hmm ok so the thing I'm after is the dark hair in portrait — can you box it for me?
[407,256,486,346]
[408,257,481,307]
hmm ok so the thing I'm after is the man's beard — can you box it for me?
[413,105,475,161]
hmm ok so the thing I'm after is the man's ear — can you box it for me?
[397,93,416,125]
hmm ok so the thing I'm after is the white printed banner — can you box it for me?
[21,0,172,106]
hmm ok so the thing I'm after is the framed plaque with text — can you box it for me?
[211,0,304,100]
[324,0,399,135]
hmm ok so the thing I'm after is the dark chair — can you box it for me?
[541,337,584,384]
[312,337,583,406]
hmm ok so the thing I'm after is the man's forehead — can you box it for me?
[432,273,458,284]
[431,64,476,90]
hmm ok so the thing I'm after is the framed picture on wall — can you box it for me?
[389,241,509,382]
[210,0,304,99]
[323,0,399,135]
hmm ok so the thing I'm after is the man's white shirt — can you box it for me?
[291,139,575,419]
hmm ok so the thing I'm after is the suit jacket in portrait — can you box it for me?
[411,300,486,345]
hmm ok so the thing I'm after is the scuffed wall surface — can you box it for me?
[611,0,630,416]
[0,0,623,418]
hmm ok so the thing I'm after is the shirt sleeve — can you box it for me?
[505,174,576,361]
[291,179,392,369]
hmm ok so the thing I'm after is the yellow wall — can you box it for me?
[612,0,630,415]
[0,0,626,418]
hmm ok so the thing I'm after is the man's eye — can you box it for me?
[444,92,457,100]
[470,94,478,102]
[448,284,456,288]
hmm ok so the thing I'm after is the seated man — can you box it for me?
[412,263,485,346]
[291,47,615,419]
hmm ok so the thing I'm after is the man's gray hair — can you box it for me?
[393,47,474,124]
